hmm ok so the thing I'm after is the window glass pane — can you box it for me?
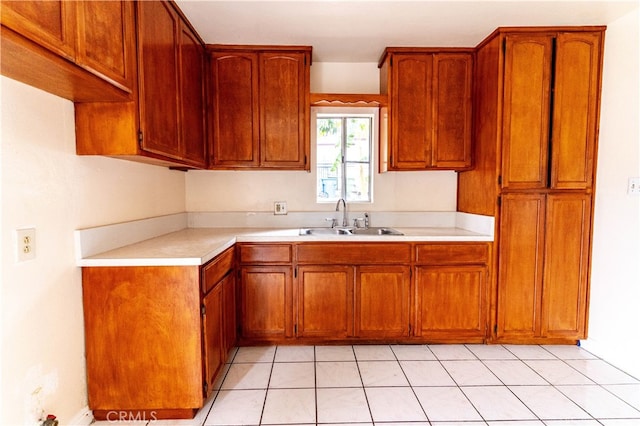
[346,118,371,162]
[317,118,342,201]
[346,163,370,202]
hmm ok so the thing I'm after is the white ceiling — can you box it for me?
[175,0,638,63]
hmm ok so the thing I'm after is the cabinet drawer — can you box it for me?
[415,243,489,265]
[297,243,411,264]
[239,244,292,264]
[202,247,235,293]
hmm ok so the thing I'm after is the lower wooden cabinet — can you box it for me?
[355,266,411,338]
[239,265,294,339]
[496,193,591,342]
[297,265,354,338]
[83,266,204,420]
[237,242,490,344]
[202,281,223,395]
[414,243,490,342]
[415,266,487,341]
[82,247,236,420]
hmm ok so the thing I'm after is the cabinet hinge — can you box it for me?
[494,324,498,334]
[201,304,206,316]
[138,130,143,145]
[497,195,502,207]
[203,381,208,395]
[294,324,298,334]
[497,175,502,185]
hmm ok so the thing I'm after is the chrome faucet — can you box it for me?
[335,198,348,227]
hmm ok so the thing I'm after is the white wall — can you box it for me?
[0,77,187,425]
[582,10,640,379]
[186,62,459,213]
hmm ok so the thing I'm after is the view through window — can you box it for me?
[315,109,375,203]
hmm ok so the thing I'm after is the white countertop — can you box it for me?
[78,226,493,267]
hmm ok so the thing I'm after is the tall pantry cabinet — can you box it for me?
[458,27,605,343]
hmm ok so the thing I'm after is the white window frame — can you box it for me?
[311,106,378,204]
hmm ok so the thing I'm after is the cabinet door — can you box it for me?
[240,266,293,339]
[502,34,553,189]
[259,52,309,169]
[1,0,76,59]
[415,266,486,339]
[179,23,206,167]
[432,53,473,168]
[202,283,223,397]
[550,32,602,190]
[210,51,260,167]
[297,266,354,338]
[356,266,410,338]
[542,193,591,338]
[390,54,433,169]
[136,0,181,159]
[76,1,135,92]
[221,273,237,356]
[496,193,546,339]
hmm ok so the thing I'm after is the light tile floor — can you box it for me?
[94,344,640,426]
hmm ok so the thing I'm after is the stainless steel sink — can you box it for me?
[351,227,404,235]
[299,227,403,236]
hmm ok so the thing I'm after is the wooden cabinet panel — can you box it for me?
[415,266,486,339]
[260,52,308,168]
[240,266,293,339]
[82,266,203,411]
[390,54,433,169]
[432,54,473,168]
[210,51,259,167]
[551,32,602,190]
[202,282,223,397]
[542,194,591,338]
[222,273,238,355]
[501,34,553,190]
[356,266,410,338]
[297,243,411,264]
[496,193,546,339]
[239,244,292,264]
[1,0,76,59]
[76,1,135,91]
[202,247,235,294]
[137,0,181,159]
[416,243,489,265]
[179,23,207,167]
[297,266,354,338]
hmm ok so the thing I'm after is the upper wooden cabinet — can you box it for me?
[501,32,603,190]
[1,0,135,101]
[379,48,473,171]
[208,45,312,170]
[75,0,207,168]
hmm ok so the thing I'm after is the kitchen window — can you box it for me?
[313,107,377,203]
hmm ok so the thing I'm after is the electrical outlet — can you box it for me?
[17,228,36,262]
[628,177,640,195]
[274,201,288,215]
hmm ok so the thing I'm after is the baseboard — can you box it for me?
[68,406,93,426]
